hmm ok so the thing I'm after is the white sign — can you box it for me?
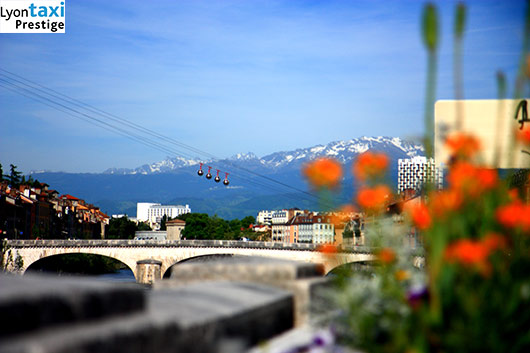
[0,0,65,33]
[435,99,530,169]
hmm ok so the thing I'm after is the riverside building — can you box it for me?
[397,157,443,194]
[136,202,191,229]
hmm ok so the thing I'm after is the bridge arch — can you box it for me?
[326,260,378,276]
[162,254,240,278]
[11,247,140,281]
[25,252,134,278]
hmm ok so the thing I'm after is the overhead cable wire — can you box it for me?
[0,68,323,202]
[0,77,321,206]
[0,69,333,208]
[0,78,299,198]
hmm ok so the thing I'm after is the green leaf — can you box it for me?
[496,71,506,99]
[454,2,467,40]
[422,3,439,52]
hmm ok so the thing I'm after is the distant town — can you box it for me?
[1,156,448,246]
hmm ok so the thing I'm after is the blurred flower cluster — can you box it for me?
[301,2,530,352]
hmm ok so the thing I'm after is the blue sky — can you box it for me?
[0,0,525,173]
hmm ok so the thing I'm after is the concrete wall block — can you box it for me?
[0,274,145,338]
[0,280,294,353]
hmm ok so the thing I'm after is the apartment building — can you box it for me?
[256,210,273,225]
[136,203,191,229]
[269,209,335,244]
[397,157,443,194]
[271,208,303,242]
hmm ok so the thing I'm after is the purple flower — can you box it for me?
[407,285,429,308]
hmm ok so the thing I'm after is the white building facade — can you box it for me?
[311,216,335,244]
[147,204,191,225]
[271,209,303,242]
[137,203,191,229]
[256,210,273,225]
[136,203,160,222]
[397,157,444,194]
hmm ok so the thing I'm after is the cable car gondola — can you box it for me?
[214,169,221,183]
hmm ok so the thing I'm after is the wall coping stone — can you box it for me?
[5,239,377,254]
[0,274,145,338]
[0,277,294,353]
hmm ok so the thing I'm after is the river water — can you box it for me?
[93,268,136,282]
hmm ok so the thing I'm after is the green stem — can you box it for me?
[454,37,464,130]
[424,51,437,160]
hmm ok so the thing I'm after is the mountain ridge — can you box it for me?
[103,136,423,175]
[30,136,424,219]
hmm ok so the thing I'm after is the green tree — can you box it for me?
[0,163,4,182]
[9,164,22,188]
[14,251,24,271]
[343,222,353,239]
[137,222,152,231]
[107,217,138,239]
[1,239,13,271]
[160,215,168,231]
[241,216,255,229]
[179,213,209,239]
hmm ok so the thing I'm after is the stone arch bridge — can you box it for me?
[4,240,376,283]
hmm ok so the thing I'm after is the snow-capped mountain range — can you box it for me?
[104,136,424,175]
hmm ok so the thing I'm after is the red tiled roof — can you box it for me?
[166,219,186,224]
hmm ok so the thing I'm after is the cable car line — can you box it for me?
[0,77,321,205]
[0,73,320,202]
[0,68,322,203]
[0,69,334,208]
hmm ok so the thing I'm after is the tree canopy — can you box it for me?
[177,213,259,241]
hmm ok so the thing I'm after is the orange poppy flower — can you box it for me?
[445,133,481,159]
[395,269,410,281]
[430,189,463,218]
[508,188,521,201]
[447,162,497,197]
[482,232,508,252]
[302,158,343,189]
[444,239,491,276]
[496,201,530,232]
[318,243,338,255]
[378,248,396,264]
[357,185,392,211]
[405,201,431,230]
[516,125,530,145]
[353,151,389,181]
[329,204,358,226]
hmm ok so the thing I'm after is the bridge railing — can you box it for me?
[5,239,378,253]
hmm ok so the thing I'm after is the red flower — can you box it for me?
[329,204,358,226]
[318,244,338,255]
[430,189,463,218]
[447,162,497,197]
[445,234,508,277]
[353,151,389,181]
[302,158,343,189]
[357,185,392,211]
[496,201,530,232]
[444,239,491,276]
[482,233,508,252]
[378,248,396,264]
[405,201,431,230]
[516,125,530,145]
[445,133,481,159]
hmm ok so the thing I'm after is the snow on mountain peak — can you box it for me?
[104,137,423,174]
[229,152,258,161]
